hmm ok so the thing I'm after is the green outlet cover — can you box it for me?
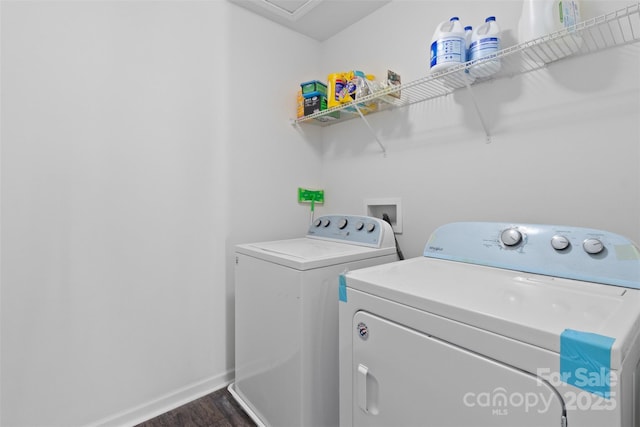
[298,188,324,204]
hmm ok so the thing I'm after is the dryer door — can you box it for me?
[352,311,566,427]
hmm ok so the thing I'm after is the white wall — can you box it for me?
[1,0,323,425]
[225,0,324,388]
[226,5,324,248]
[318,0,640,258]
[1,1,228,426]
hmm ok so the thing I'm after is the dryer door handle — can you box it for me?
[357,363,379,415]
[357,364,369,412]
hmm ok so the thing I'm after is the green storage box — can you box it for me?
[300,80,328,98]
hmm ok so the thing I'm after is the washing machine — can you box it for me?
[230,214,398,427]
[339,222,640,427]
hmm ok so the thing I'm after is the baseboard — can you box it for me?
[227,382,266,427]
[86,369,235,427]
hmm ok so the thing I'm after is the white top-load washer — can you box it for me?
[230,215,398,427]
[339,222,640,427]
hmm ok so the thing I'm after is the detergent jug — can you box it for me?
[518,0,581,43]
[430,17,466,72]
[469,16,501,78]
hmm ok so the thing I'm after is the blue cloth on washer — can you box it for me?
[560,329,615,398]
[339,274,347,302]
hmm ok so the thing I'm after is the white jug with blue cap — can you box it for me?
[430,17,466,73]
[468,16,501,78]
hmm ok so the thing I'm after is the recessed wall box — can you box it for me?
[365,198,402,234]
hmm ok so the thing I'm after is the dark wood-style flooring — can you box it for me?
[135,387,256,427]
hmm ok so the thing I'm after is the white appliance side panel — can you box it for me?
[620,321,640,427]
[235,252,398,427]
[234,253,303,427]
[300,254,398,427]
[351,311,565,427]
[636,358,640,427]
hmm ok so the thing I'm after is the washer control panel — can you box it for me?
[424,222,640,289]
[307,215,393,248]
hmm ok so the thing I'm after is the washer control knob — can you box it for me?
[321,218,331,227]
[365,223,376,233]
[551,235,570,251]
[355,222,364,231]
[583,238,605,255]
[500,228,522,247]
[338,218,348,229]
[313,218,322,228]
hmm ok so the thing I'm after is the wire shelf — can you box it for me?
[295,2,640,127]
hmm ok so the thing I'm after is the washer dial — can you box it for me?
[321,218,331,227]
[355,222,364,231]
[313,218,322,227]
[500,228,523,247]
[365,223,376,233]
[338,218,348,229]
[583,238,605,255]
[551,235,570,251]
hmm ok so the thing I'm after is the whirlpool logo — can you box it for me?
[428,246,444,252]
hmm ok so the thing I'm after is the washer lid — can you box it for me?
[345,257,640,369]
[236,237,396,270]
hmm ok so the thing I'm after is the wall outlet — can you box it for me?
[365,198,402,234]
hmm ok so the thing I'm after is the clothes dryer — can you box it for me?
[339,222,640,427]
[230,215,398,427]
